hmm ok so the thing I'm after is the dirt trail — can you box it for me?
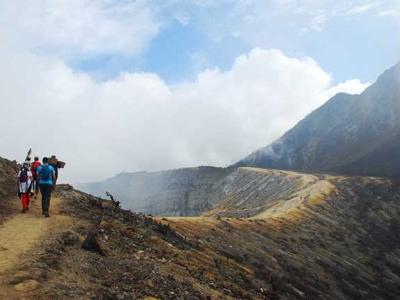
[0,195,72,298]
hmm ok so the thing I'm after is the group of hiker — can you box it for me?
[17,152,64,218]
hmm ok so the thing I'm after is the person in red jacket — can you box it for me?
[31,156,41,199]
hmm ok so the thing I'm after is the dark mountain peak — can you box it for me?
[363,61,400,95]
[237,61,400,177]
[378,61,400,80]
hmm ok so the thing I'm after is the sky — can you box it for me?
[0,0,399,183]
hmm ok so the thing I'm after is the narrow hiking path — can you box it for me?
[0,195,72,299]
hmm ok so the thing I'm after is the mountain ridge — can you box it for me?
[237,62,400,177]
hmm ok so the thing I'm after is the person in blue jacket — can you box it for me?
[36,157,56,218]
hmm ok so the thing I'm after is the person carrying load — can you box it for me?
[48,155,66,191]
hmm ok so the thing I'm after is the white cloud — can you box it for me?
[0,45,369,183]
[346,3,376,15]
[380,1,400,17]
[322,79,371,100]
[378,9,398,16]
[0,0,159,57]
[160,0,397,40]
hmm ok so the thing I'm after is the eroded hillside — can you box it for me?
[0,157,19,221]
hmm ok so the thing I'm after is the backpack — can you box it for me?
[31,162,40,173]
[40,165,52,181]
[19,168,29,183]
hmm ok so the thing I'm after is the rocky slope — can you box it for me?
[203,167,334,218]
[0,157,19,199]
[238,62,400,177]
[167,175,400,299]
[2,163,400,299]
[0,157,19,221]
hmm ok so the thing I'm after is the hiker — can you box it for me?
[36,157,56,218]
[31,156,41,199]
[49,155,59,190]
[17,162,33,213]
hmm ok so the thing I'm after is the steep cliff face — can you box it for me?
[237,62,400,177]
[79,166,235,216]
